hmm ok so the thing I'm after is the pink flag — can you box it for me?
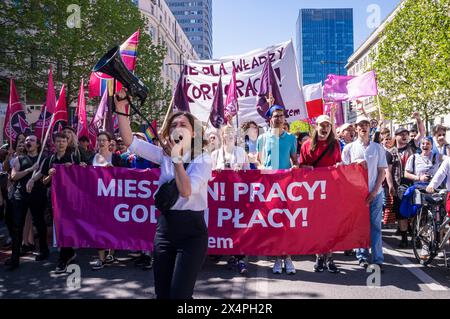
[303,82,324,119]
[49,85,68,142]
[323,74,355,102]
[224,68,238,120]
[3,79,31,144]
[77,79,89,139]
[347,70,378,100]
[88,90,108,147]
[35,67,57,141]
[88,30,140,98]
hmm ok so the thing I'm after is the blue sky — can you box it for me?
[212,0,401,58]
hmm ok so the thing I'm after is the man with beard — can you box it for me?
[5,135,48,270]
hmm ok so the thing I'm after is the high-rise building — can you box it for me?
[138,0,199,90]
[166,0,213,60]
[296,8,354,86]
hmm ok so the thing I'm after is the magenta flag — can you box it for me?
[224,68,238,120]
[88,89,108,147]
[35,67,57,141]
[3,79,31,144]
[323,74,355,102]
[48,85,68,143]
[209,76,225,129]
[52,165,370,254]
[89,30,140,98]
[347,70,378,100]
[173,72,190,113]
[76,79,89,139]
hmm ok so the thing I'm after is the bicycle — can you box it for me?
[411,188,450,267]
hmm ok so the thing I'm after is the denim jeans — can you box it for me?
[356,192,384,265]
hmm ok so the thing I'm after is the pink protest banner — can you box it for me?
[52,165,370,255]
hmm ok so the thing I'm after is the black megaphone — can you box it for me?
[93,46,148,102]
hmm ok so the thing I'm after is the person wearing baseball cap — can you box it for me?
[338,123,355,151]
[300,114,342,273]
[257,104,298,275]
[342,114,388,270]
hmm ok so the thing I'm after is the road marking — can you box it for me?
[383,241,447,291]
[230,275,246,299]
[255,256,269,299]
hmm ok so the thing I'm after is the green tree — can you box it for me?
[373,0,450,130]
[290,120,313,134]
[0,0,170,123]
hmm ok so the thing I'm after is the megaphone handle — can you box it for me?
[126,97,163,145]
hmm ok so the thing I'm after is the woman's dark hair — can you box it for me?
[97,131,113,142]
[160,111,208,160]
[310,126,337,153]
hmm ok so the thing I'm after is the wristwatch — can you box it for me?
[172,155,183,164]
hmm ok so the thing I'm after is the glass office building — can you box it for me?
[296,9,354,85]
[166,0,213,60]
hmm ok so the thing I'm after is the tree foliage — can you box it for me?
[0,0,171,123]
[373,0,450,126]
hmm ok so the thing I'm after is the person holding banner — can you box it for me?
[241,121,260,170]
[90,131,125,270]
[342,116,387,270]
[115,89,212,299]
[299,115,342,273]
[257,105,298,275]
[5,135,49,270]
[211,125,250,275]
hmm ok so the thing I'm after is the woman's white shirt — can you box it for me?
[128,137,212,211]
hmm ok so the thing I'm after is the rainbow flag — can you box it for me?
[88,30,140,98]
[144,120,158,143]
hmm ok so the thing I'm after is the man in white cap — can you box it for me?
[342,115,388,270]
[338,123,355,151]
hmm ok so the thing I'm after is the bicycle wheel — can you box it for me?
[412,207,436,266]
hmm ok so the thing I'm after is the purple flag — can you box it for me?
[209,77,225,129]
[173,72,190,113]
[347,71,378,100]
[256,53,285,119]
[323,74,355,102]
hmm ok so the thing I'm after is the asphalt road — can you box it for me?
[2,227,450,299]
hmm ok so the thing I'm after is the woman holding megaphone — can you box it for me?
[115,88,212,300]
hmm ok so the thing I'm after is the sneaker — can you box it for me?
[134,255,146,267]
[55,260,68,274]
[105,254,115,264]
[326,259,340,273]
[284,257,296,275]
[314,257,325,272]
[420,245,430,260]
[20,244,36,256]
[359,259,369,269]
[142,255,153,270]
[91,259,105,270]
[273,258,283,274]
[227,256,237,270]
[237,260,248,275]
[35,250,49,262]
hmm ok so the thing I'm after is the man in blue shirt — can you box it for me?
[257,105,298,170]
[256,105,298,275]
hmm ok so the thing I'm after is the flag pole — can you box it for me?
[161,93,175,134]
[32,111,56,178]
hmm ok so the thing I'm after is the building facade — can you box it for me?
[296,8,354,86]
[138,0,199,90]
[166,0,213,60]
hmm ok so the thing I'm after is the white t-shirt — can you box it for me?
[211,146,249,170]
[342,139,388,193]
[92,153,112,167]
[129,137,212,211]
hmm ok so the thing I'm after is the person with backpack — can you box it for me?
[404,137,441,185]
[300,115,342,273]
[5,135,48,270]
